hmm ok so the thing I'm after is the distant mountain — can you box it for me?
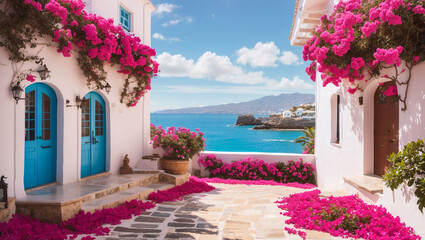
[154,93,315,114]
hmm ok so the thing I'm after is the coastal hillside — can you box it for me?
[154,93,315,114]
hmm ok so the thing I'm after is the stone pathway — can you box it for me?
[77,183,355,240]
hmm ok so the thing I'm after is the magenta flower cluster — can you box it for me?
[150,124,205,160]
[302,0,424,96]
[191,176,316,189]
[147,177,216,203]
[276,190,421,240]
[0,199,155,239]
[23,0,159,107]
[197,154,316,185]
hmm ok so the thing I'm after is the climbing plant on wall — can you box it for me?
[0,0,159,107]
[302,0,425,111]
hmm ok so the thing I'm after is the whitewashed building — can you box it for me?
[282,110,292,118]
[0,0,156,200]
[301,110,315,120]
[291,0,425,236]
[295,108,304,118]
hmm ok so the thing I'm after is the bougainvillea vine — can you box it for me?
[302,0,425,111]
[0,0,159,106]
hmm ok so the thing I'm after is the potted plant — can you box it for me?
[150,124,205,175]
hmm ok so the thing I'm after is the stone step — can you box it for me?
[343,175,384,204]
[80,173,161,203]
[81,183,174,213]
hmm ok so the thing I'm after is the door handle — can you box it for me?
[85,141,91,144]
[41,145,51,149]
[389,139,397,142]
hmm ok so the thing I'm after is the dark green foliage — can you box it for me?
[383,139,425,212]
[317,205,371,234]
[294,127,315,154]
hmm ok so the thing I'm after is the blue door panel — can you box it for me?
[24,83,57,189]
[81,92,106,178]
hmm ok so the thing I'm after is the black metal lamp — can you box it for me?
[0,176,8,209]
[66,95,82,108]
[359,96,364,105]
[11,82,24,104]
[104,82,111,94]
[36,64,50,80]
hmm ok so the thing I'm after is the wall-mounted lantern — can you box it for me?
[104,82,111,94]
[0,176,8,209]
[359,96,364,105]
[11,82,24,104]
[35,59,50,80]
[66,95,82,109]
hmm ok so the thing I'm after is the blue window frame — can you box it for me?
[120,6,131,31]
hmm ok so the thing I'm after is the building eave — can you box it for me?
[289,0,329,47]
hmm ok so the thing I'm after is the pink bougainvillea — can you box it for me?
[26,74,36,82]
[302,0,425,111]
[19,0,159,107]
[148,177,216,203]
[150,124,205,160]
[276,190,421,240]
[0,200,155,239]
[197,155,316,185]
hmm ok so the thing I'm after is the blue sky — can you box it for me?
[150,0,314,112]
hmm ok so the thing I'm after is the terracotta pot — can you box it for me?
[160,159,189,175]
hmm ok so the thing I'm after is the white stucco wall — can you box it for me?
[313,51,425,238]
[0,0,155,198]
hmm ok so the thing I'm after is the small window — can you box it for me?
[331,94,341,144]
[120,6,132,31]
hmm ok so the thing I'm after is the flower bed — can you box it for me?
[0,200,155,240]
[148,177,216,203]
[197,154,316,185]
[276,190,421,240]
[192,176,316,189]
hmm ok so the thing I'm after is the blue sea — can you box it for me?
[151,114,304,153]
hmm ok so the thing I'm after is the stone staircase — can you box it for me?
[80,173,175,213]
[343,174,384,204]
[16,171,190,223]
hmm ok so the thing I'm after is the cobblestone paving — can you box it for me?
[78,183,356,240]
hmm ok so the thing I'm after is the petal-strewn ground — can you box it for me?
[77,183,357,240]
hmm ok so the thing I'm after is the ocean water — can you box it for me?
[151,114,304,153]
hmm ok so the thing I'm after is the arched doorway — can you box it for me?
[374,82,399,176]
[24,83,57,189]
[81,92,106,178]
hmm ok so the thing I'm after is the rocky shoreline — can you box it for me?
[236,114,315,130]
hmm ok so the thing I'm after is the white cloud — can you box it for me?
[153,33,166,40]
[155,52,314,91]
[280,51,302,65]
[153,33,180,42]
[236,42,280,67]
[270,76,313,90]
[153,3,178,17]
[155,52,272,85]
[236,42,302,67]
[162,17,193,27]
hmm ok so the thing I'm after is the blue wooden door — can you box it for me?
[81,92,106,178]
[24,83,57,189]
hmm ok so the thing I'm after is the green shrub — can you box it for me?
[383,139,425,212]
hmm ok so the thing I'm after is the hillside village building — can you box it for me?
[290,0,425,235]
